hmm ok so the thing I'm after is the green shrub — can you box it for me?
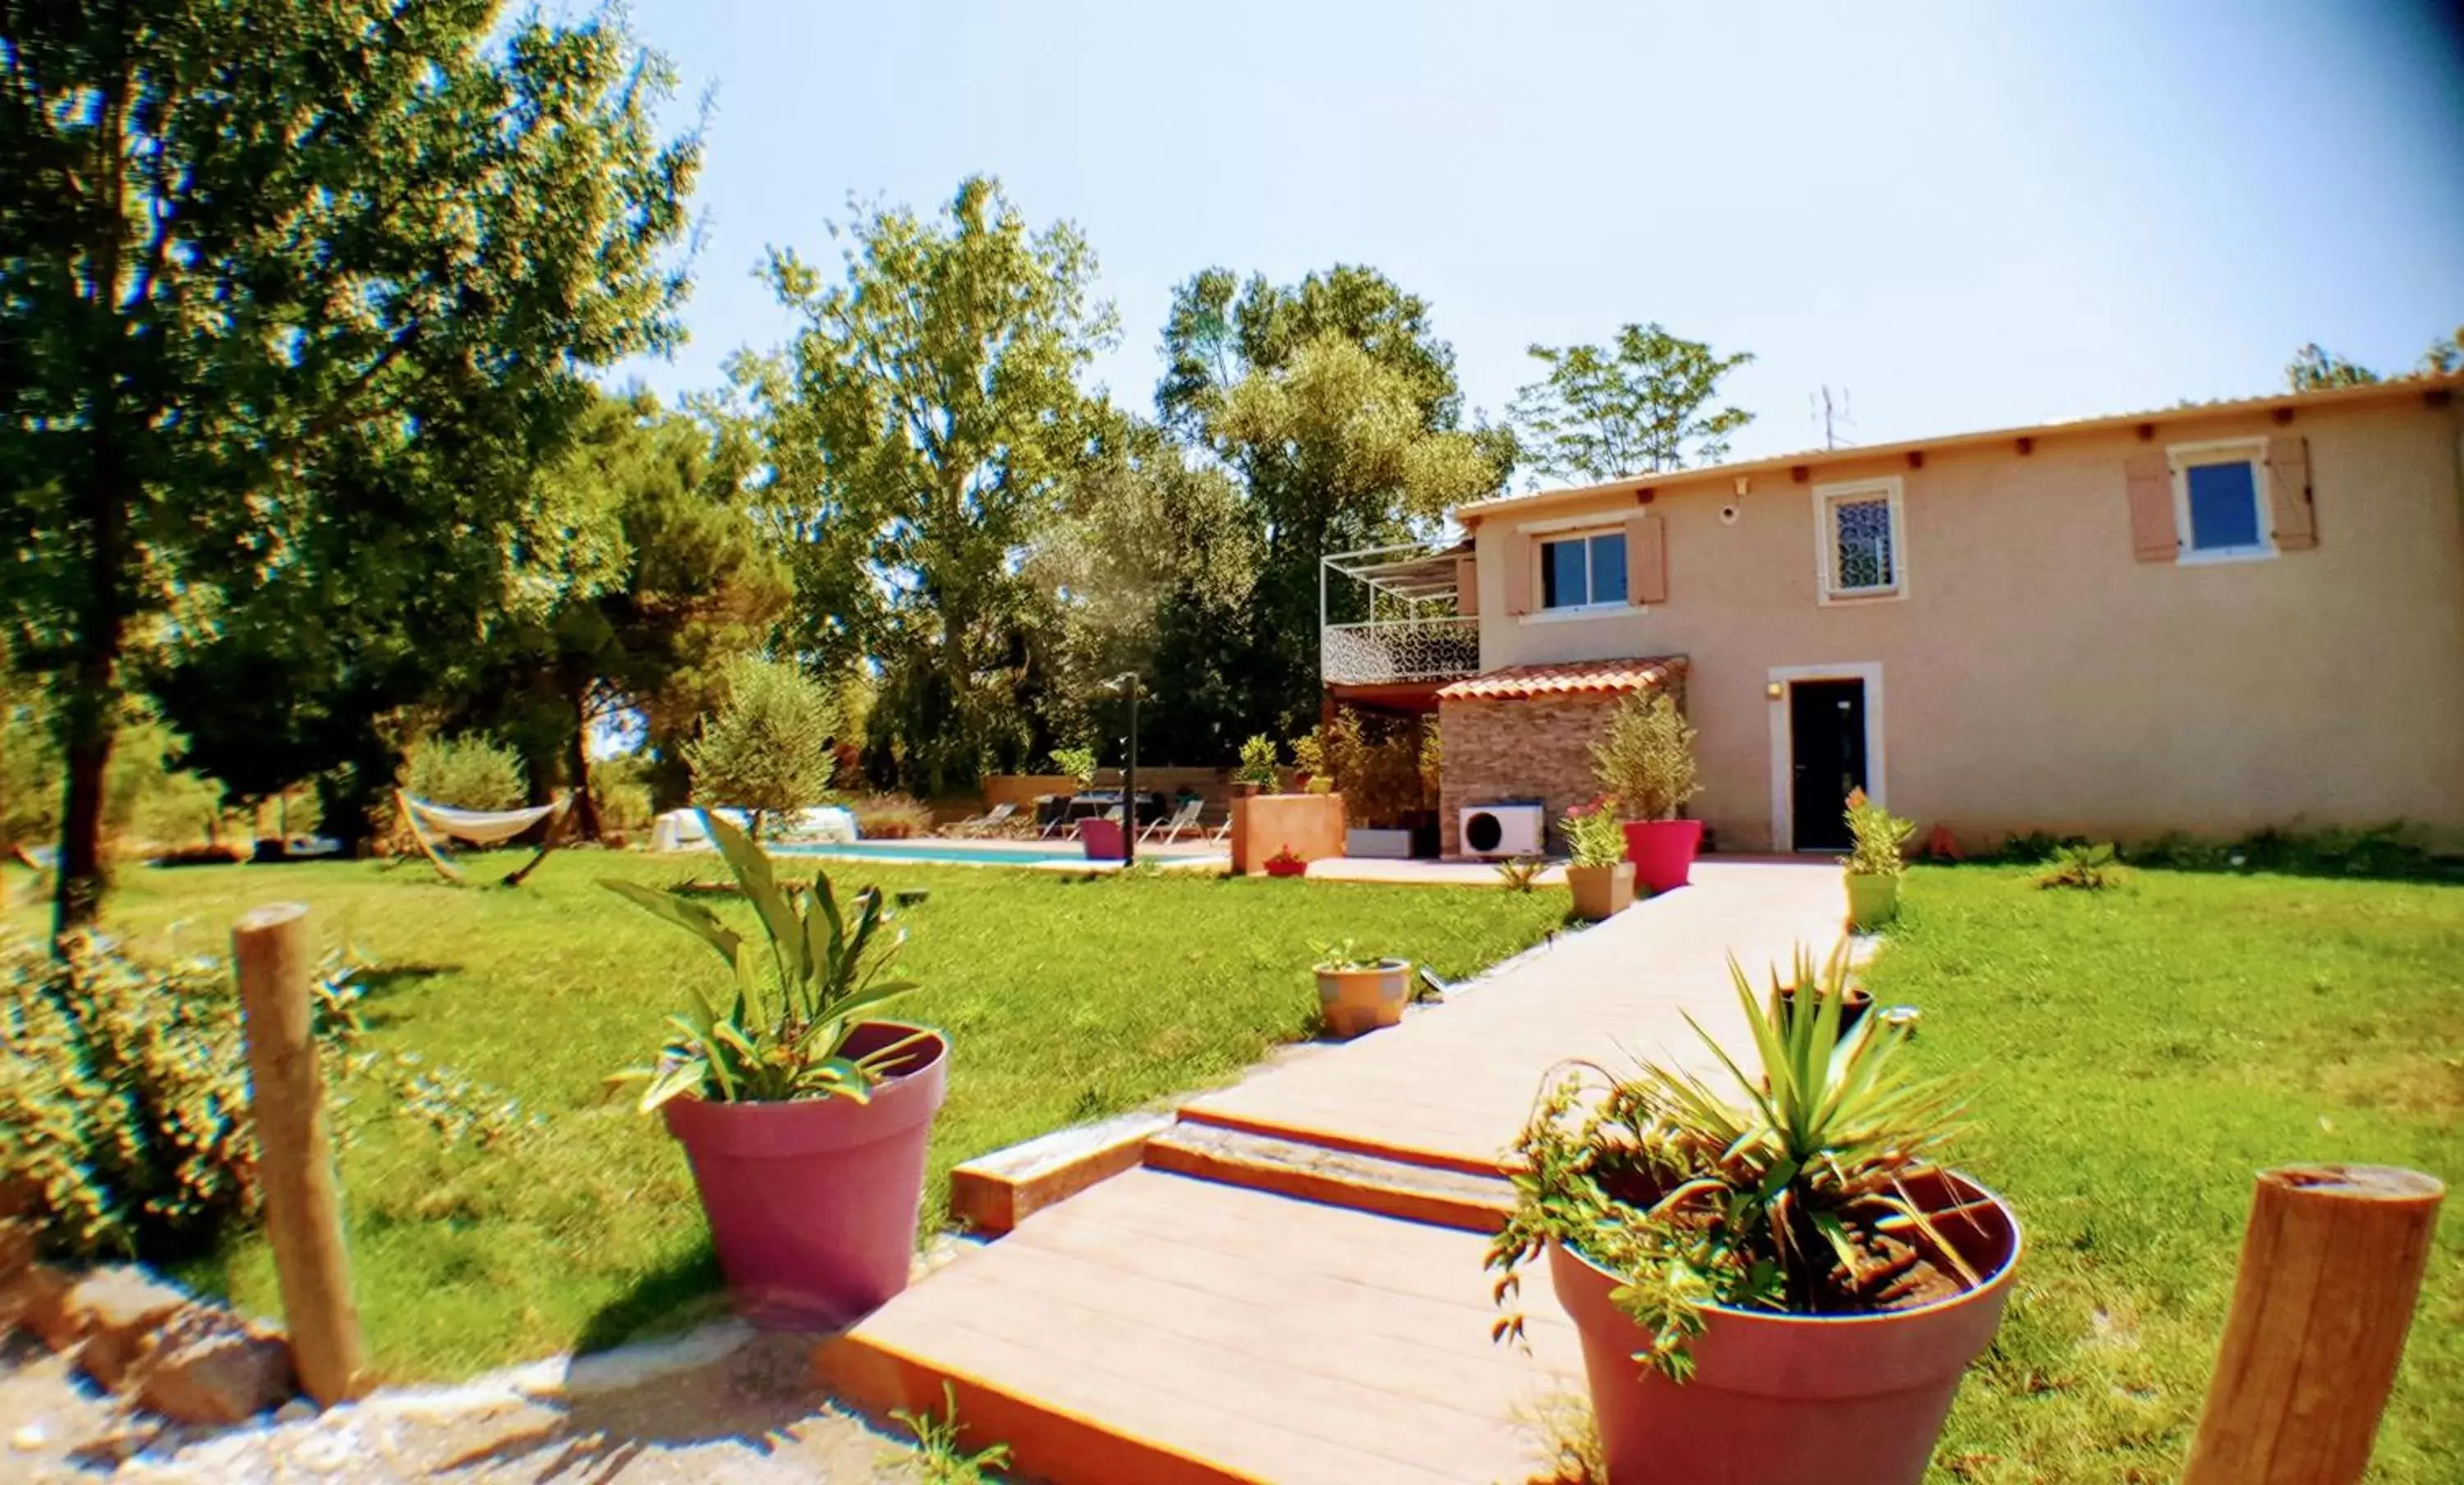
[1047,746,1097,788]
[405,733,527,811]
[2037,842,2125,890]
[684,657,840,837]
[1590,692,1699,822]
[0,930,537,1262]
[0,931,259,1258]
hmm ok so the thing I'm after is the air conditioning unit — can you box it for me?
[1459,802,1545,857]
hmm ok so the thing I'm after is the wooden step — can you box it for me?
[813,1169,1582,1485]
[1142,1120,1515,1234]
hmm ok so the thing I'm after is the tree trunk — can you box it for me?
[566,687,601,841]
[53,697,116,936]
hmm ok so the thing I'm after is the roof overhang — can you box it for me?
[1458,374,2464,525]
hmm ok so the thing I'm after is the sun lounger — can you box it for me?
[1139,798,1204,844]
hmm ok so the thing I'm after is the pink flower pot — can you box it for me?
[1079,818,1126,860]
[1549,1168,2020,1485]
[1622,818,1704,892]
[661,1022,948,1330]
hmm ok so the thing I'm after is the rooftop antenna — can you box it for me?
[1811,385,1857,450]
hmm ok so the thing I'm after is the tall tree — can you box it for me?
[742,177,1115,796]
[1032,416,1262,765]
[1508,323,1755,485]
[1157,266,1509,737]
[0,1,699,928]
[469,390,789,837]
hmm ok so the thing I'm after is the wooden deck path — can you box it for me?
[816,861,1854,1483]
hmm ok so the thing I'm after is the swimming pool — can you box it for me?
[767,839,1094,867]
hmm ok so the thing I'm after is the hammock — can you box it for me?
[395,791,572,886]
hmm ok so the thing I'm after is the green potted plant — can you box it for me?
[601,809,945,1329]
[1487,945,2019,1484]
[1312,940,1411,1038]
[1561,795,1634,921]
[1768,939,1873,1040]
[1234,734,1280,797]
[1591,691,1703,893]
[1842,788,1915,930]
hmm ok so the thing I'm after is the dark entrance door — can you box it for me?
[1789,678,1868,852]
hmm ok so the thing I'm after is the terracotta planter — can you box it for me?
[1623,819,1704,893]
[1549,1168,2020,1485]
[1234,780,1262,798]
[1565,861,1636,921]
[1846,870,1901,930]
[1777,983,1874,1040]
[1315,959,1410,1037]
[662,1022,949,1330]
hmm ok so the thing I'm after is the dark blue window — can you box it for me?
[2185,460,2261,552]
[1588,532,1628,604]
[1542,538,1588,607]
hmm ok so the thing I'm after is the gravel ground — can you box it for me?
[2,1326,925,1483]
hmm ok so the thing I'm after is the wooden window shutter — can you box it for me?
[2265,435,2315,549]
[1454,554,1479,617]
[1625,511,1667,605]
[1502,531,1533,614]
[2125,452,2177,562]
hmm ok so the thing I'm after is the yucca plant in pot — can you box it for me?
[603,809,945,1329]
[1487,945,2020,1484]
[1591,692,1704,893]
[1842,788,1915,930]
[1561,796,1636,921]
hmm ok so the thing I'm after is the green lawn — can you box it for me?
[1869,866,2462,1485]
[14,853,1566,1381]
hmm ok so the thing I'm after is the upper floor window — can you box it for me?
[1540,531,1627,609]
[1814,478,1905,603]
[2171,440,2272,562]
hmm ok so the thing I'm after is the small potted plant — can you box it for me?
[1262,845,1308,878]
[1842,788,1915,930]
[1312,940,1412,1038]
[601,810,945,1330]
[1049,744,1098,792]
[1487,945,2019,1484]
[1591,691,1703,894]
[1768,940,1873,1040]
[1561,796,1634,921]
[1234,734,1280,797]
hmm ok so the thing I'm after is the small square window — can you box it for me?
[1814,480,1906,603]
[1538,531,1630,610]
[2172,445,2271,559]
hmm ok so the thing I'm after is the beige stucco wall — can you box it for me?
[1468,396,2464,851]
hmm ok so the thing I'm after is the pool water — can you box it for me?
[767,839,1093,867]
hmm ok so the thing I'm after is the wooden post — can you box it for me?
[2182,1164,2444,1485]
[232,903,365,1405]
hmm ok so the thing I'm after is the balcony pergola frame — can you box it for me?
[1319,539,1469,630]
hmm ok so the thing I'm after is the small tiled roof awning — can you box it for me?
[1436,657,1685,701]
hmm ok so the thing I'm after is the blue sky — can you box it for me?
[613,1,2464,462]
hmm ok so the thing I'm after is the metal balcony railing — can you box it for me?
[1321,616,1480,686]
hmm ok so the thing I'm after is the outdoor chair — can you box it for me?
[954,801,1017,836]
[1139,797,1204,844]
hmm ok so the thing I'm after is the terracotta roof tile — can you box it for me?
[1437,657,1685,701]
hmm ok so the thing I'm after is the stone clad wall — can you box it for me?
[1438,693,1627,857]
